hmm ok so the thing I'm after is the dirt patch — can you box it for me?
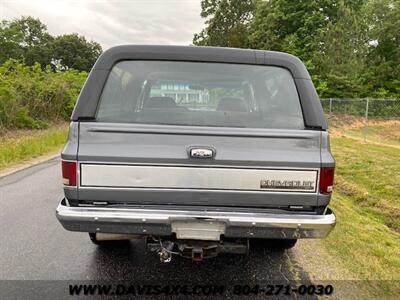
[367,119,400,127]
[378,126,400,140]
[334,177,358,196]
[328,115,362,128]
[328,114,400,129]
[375,204,400,218]
[336,135,400,150]
[373,203,400,233]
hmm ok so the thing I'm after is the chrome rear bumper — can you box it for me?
[56,200,336,239]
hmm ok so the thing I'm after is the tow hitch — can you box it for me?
[147,237,249,263]
[191,248,204,262]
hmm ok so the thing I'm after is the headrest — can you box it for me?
[217,97,248,112]
[144,97,176,108]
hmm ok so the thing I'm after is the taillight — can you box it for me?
[62,160,77,186]
[319,167,335,195]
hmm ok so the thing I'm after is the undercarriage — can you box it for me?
[146,237,250,262]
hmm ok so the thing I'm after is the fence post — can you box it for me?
[329,98,332,117]
[364,98,369,142]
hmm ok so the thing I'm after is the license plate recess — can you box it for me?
[171,220,226,241]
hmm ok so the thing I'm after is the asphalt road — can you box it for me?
[0,158,321,297]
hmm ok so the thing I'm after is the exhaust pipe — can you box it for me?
[95,233,144,241]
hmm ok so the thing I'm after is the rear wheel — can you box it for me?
[272,239,297,250]
[251,238,297,251]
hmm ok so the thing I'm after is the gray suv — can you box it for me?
[56,45,335,262]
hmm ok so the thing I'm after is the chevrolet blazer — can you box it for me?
[56,45,336,262]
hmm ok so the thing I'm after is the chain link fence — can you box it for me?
[320,98,400,143]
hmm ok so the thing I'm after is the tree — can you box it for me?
[248,0,366,60]
[0,16,53,67]
[0,17,102,72]
[311,3,368,97]
[51,34,102,72]
[193,0,377,98]
[8,16,54,67]
[0,20,24,64]
[193,0,256,47]
[363,0,400,97]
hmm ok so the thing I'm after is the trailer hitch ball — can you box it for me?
[158,240,174,263]
[159,248,172,263]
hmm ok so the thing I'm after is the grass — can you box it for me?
[345,122,400,147]
[321,133,400,295]
[0,124,69,171]
[333,137,400,231]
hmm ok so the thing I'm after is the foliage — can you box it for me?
[249,0,345,59]
[0,59,87,133]
[0,16,102,72]
[52,34,102,72]
[364,0,400,98]
[193,0,256,47]
[193,0,400,98]
[0,16,53,68]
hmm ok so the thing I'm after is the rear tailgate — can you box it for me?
[77,122,321,208]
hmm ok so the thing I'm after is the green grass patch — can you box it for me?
[0,124,69,171]
[321,135,400,295]
[325,195,400,295]
[332,137,400,231]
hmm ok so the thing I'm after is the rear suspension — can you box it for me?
[146,237,249,263]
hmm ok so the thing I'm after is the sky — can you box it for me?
[0,0,204,49]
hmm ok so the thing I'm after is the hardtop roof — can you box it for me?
[71,45,327,129]
[92,45,311,80]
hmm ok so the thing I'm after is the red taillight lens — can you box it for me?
[62,160,77,186]
[319,167,335,195]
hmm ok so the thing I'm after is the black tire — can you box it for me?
[272,239,297,250]
[250,238,297,251]
[89,232,103,245]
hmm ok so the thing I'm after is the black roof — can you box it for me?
[93,45,311,80]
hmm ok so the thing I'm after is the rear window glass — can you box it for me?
[96,61,304,129]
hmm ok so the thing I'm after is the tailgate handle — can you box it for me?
[189,147,215,159]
